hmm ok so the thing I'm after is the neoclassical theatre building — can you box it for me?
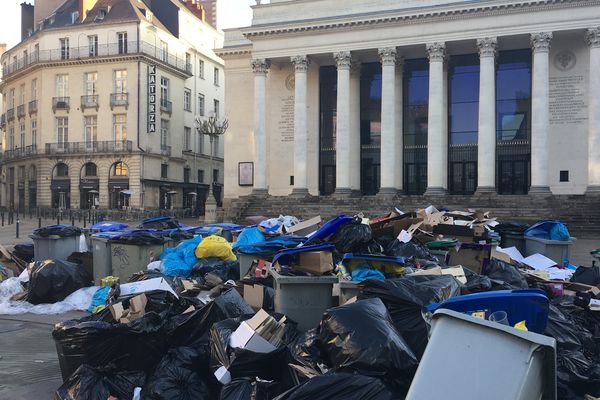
[218,0,600,216]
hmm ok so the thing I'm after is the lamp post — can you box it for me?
[195,112,228,223]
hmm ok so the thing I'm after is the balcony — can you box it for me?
[160,145,172,157]
[6,108,14,122]
[81,95,99,110]
[0,114,5,127]
[186,62,192,73]
[2,41,192,79]
[3,145,36,161]
[28,100,38,114]
[52,97,70,112]
[17,104,26,119]
[110,92,129,109]
[45,140,133,155]
[160,99,172,114]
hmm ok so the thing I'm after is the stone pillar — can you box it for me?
[395,58,404,191]
[378,47,399,195]
[586,27,600,193]
[291,55,310,196]
[530,32,552,194]
[425,42,446,195]
[349,62,361,193]
[334,51,352,195]
[476,37,498,194]
[251,58,270,195]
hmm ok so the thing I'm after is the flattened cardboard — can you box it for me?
[286,216,322,236]
[244,284,265,311]
[447,245,491,274]
[119,277,178,298]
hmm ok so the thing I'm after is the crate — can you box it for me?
[406,309,556,400]
[524,236,575,264]
[271,269,337,331]
[30,234,80,261]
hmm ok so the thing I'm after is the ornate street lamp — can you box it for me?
[195,112,228,223]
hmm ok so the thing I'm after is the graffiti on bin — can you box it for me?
[112,245,130,265]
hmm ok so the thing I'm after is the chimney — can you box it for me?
[79,0,99,22]
[20,3,34,41]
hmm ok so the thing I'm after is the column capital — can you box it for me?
[378,47,397,66]
[477,37,497,58]
[531,32,553,53]
[291,55,310,72]
[586,27,600,48]
[334,51,352,70]
[426,42,446,62]
[251,58,270,75]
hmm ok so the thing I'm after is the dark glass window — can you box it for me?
[56,163,68,177]
[448,54,479,195]
[319,66,337,195]
[403,58,429,194]
[496,49,532,195]
[84,163,97,177]
[198,169,204,183]
[161,164,168,179]
[360,63,382,195]
[184,167,190,183]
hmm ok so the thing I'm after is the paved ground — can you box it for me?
[0,216,598,399]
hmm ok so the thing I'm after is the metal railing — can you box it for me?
[52,97,70,111]
[81,95,99,109]
[0,114,5,127]
[160,99,172,114]
[3,145,37,160]
[17,104,25,118]
[45,140,132,155]
[28,100,38,114]
[160,145,172,156]
[6,108,14,121]
[110,92,129,108]
[3,41,191,78]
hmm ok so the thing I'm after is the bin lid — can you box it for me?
[272,243,335,266]
[342,253,405,264]
[270,268,338,284]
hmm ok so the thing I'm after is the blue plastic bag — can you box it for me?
[87,286,110,313]
[233,227,266,251]
[161,236,203,277]
[525,220,571,241]
[351,265,385,282]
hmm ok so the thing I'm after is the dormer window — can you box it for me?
[71,11,79,24]
[96,6,111,20]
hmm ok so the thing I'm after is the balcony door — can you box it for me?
[84,116,97,151]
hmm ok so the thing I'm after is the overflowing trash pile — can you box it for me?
[1,210,600,399]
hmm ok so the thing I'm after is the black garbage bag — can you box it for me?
[143,346,212,400]
[54,364,145,400]
[33,224,82,237]
[462,269,493,294]
[220,378,283,400]
[109,233,165,245]
[385,239,436,262]
[27,260,92,305]
[13,243,34,263]
[289,328,323,375]
[139,217,180,230]
[209,317,295,385]
[544,296,600,398]
[193,258,240,281]
[52,311,168,381]
[571,265,600,286]
[168,229,195,242]
[273,373,395,400]
[329,220,372,254]
[317,298,417,391]
[359,275,461,359]
[484,258,528,289]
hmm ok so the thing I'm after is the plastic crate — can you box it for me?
[270,269,337,331]
[524,236,574,264]
[406,309,556,400]
[427,289,549,334]
[30,234,80,262]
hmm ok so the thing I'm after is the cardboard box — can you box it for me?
[447,244,492,274]
[295,251,334,275]
[286,216,322,236]
[244,284,265,311]
[229,309,280,353]
[109,293,148,323]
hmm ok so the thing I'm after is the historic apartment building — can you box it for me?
[0,0,225,212]
[218,0,600,208]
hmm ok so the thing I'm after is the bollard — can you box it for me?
[57,215,60,225]
[16,219,19,238]
[38,217,41,229]
[83,214,86,228]
[71,216,75,226]
[1,212,4,227]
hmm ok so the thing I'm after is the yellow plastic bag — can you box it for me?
[514,320,528,331]
[195,235,237,262]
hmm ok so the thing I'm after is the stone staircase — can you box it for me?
[224,194,600,235]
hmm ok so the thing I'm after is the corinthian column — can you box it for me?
[251,58,269,195]
[378,47,399,195]
[291,55,310,196]
[334,51,352,195]
[425,42,446,195]
[530,32,552,194]
[586,28,600,193]
[476,37,497,194]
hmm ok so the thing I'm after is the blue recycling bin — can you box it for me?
[426,289,549,333]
